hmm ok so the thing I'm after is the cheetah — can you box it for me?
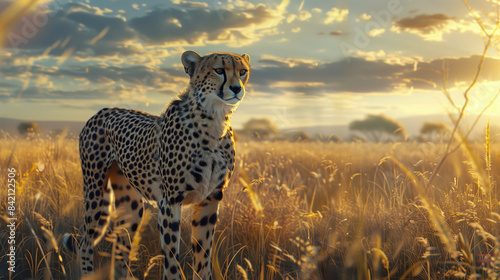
[73,51,250,279]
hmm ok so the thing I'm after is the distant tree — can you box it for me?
[327,134,343,143]
[348,135,366,142]
[420,122,450,142]
[18,122,40,135]
[285,131,311,142]
[242,118,278,140]
[349,114,406,142]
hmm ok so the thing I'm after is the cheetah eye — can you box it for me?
[239,69,248,77]
[213,68,225,75]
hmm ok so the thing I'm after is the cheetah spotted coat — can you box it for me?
[77,51,250,279]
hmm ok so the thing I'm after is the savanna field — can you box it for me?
[1,131,500,280]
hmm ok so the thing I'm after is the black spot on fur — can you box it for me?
[190,170,203,183]
[164,233,171,245]
[209,213,217,224]
[200,216,208,226]
[169,221,180,232]
[213,191,223,201]
[131,200,139,210]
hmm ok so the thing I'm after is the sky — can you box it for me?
[0,0,499,131]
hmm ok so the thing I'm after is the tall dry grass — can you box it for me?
[1,129,500,279]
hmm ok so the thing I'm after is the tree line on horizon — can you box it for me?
[236,114,476,143]
[240,114,500,143]
[16,115,496,143]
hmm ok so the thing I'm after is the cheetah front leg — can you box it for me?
[191,195,221,280]
[158,198,183,280]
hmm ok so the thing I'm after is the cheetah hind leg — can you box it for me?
[108,162,145,279]
[79,166,115,276]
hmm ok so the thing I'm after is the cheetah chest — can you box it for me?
[182,148,228,204]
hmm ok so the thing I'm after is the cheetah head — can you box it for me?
[182,51,250,114]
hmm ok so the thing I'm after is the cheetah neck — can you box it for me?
[176,91,234,143]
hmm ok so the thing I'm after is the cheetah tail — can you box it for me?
[62,233,79,254]
[91,180,115,247]
[62,181,115,254]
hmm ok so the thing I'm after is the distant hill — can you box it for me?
[0,118,85,137]
[2,113,498,140]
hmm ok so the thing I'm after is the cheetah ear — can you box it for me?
[182,51,201,77]
[241,53,250,64]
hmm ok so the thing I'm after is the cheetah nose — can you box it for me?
[229,85,241,94]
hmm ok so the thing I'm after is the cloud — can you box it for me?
[6,2,138,57]
[368,28,385,37]
[56,65,157,85]
[63,2,114,16]
[403,55,500,89]
[170,0,209,9]
[0,59,189,104]
[9,52,496,101]
[324,8,348,24]
[394,13,454,30]
[350,50,422,66]
[0,0,291,107]
[129,4,286,47]
[286,14,297,23]
[252,55,406,95]
[6,1,288,58]
[258,55,319,68]
[19,87,113,100]
[0,62,161,86]
[269,81,328,96]
[299,11,312,21]
[250,53,500,96]
[391,13,456,41]
[358,13,371,21]
[286,10,311,23]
